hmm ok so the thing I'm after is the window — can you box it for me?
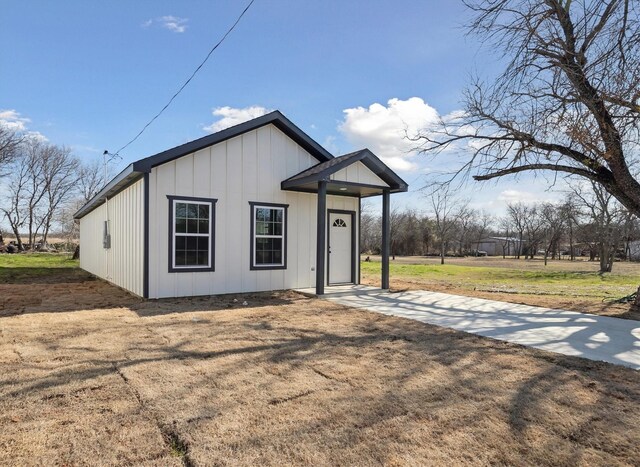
[168,196,217,272]
[332,218,347,227]
[250,202,288,270]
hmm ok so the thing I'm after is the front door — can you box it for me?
[328,211,354,285]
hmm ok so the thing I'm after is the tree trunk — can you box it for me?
[631,286,640,314]
[10,224,24,251]
[72,245,80,260]
[599,243,614,273]
[440,241,445,265]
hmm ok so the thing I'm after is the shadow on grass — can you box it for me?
[3,304,639,465]
[0,266,89,284]
[0,264,306,317]
[129,291,305,318]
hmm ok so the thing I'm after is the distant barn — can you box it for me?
[476,237,522,256]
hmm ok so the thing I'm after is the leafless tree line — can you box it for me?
[362,185,639,273]
[0,125,107,250]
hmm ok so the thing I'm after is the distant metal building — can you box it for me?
[476,237,522,256]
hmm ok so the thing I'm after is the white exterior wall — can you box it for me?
[330,161,389,186]
[79,178,145,296]
[148,124,359,299]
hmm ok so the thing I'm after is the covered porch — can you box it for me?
[282,149,408,295]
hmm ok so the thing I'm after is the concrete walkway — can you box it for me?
[327,290,640,370]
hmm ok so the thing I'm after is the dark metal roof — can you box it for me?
[281,149,409,194]
[74,111,333,219]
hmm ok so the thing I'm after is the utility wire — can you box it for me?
[114,0,256,156]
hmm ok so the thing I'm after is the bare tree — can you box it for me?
[417,1,640,216]
[540,203,566,265]
[572,181,628,272]
[429,186,461,264]
[507,203,529,258]
[77,158,107,203]
[498,216,515,258]
[412,0,640,304]
[472,210,493,254]
[1,139,80,249]
[0,125,24,176]
[39,145,80,244]
[453,201,474,255]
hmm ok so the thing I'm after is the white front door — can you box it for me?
[328,211,353,284]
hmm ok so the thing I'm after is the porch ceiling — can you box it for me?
[283,180,390,197]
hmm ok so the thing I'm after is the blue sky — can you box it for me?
[1,0,563,214]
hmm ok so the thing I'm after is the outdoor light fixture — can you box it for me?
[339,187,347,191]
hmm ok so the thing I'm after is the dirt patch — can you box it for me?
[1,275,639,465]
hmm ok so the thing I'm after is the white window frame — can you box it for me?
[251,203,287,269]
[170,198,214,271]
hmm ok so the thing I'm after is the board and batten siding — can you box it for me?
[330,161,389,187]
[147,123,358,298]
[79,178,145,296]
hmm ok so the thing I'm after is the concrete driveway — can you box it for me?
[328,290,640,370]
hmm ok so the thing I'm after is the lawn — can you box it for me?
[362,256,640,320]
[1,256,639,465]
[0,252,79,283]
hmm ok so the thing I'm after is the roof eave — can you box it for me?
[73,164,144,219]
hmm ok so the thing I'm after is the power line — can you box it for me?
[113,0,257,156]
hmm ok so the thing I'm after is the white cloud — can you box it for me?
[0,109,30,131]
[497,189,557,205]
[339,97,440,172]
[142,15,188,33]
[0,110,48,142]
[203,106,271,133]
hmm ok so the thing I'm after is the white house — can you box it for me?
[74,111,408,298]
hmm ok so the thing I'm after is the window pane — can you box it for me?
[175,251,186,266]
[176,236,186,249]
[198,220,209,234]
[186,251,197,265]
[187,219,198,233]
[176,203,187,218]
[197,237,209,250]
[187,204,198,218]
[198,205,209,219]
[197,251,208,265]
[256,208,268,221]
[273,250,282,264]
[255,221,266,235]
[176,218,186,233]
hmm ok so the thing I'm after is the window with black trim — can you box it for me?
[168,196,217,272]
[250,202,288,270]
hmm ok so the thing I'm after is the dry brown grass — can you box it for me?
[1,270,639,466]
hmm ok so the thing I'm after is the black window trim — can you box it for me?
[167,195,217,273]
[249,201,289,271]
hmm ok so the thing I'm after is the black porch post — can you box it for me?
[316,180,327,295]
[381,189,390,290]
